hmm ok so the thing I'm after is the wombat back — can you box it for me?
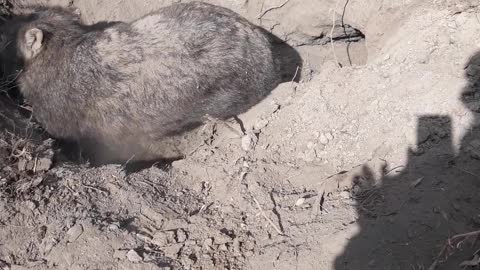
[0,2,299,164]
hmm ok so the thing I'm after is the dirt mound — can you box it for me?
[0,0,479,270]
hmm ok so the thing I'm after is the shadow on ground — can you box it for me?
[334,52,480,269]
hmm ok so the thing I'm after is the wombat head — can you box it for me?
[0,6,82,77]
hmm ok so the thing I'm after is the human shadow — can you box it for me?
[334,52,480,269]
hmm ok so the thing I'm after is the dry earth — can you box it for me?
[0,0,479,270]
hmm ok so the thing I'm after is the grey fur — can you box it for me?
[0,2,292,163]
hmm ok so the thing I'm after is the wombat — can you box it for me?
[0,2,283,164]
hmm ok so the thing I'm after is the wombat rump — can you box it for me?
[0,2,281,163]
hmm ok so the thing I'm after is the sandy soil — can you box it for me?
[0,0,479,269]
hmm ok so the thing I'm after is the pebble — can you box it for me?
[126,249,143,263]
[66,224,84,243]
[254,119,269,130]
[35,157,52,172]
[325,132,334,141]
[203,238,214,250]
[176,229,187,243]
[306,141,315,149]
[340,191,350,199]
[152,232,169,247]
[319,134,329,145]
[162,244,183,258]
[295,197,306,206]
[241,133,257,151]
[113,249,128,260]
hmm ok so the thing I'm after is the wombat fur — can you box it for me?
[0,2,288,164]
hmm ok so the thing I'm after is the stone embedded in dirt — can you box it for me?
[17,159,27,171]
[152,231,169,247]
[254,118,269,130]
[319,134,329,145]
[325,132,334,141]
[302,149,317,162]
[175,229,187,243]
[241,132,257,151]
[203,238,213,250]
[35,157,53,172]
[108,223,120,231]
[113,249,128,260]
[136,233,152,242]
[66,224,84,243]
[162,244,183,258]
[340,191,350,199]
[295,197,306,206]
[24,200,37,211]
[126,249,143,263]
[214,234,233,245]
[218,244,228,251]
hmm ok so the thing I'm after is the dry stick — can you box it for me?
[291,66,300,88]
[330,0,341,67]
[253,197,285,235]
[428,230,480,270]
[257,0,291,19]
[452,165,480,178]
[82,184,108,195]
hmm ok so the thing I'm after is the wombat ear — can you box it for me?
[23,28,44,60]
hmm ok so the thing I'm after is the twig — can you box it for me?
[428,230,480,270]
[330,0,341,67]
[452,165,480,178]
[257,0,291,19]
[82,184,108,195]
[32,156,38,173]
[253,197,285,235]
[291,66,300,88]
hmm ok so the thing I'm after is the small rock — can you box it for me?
[162,244,183,258]
[184,240,196,246]
[126,249,143,263]
[340,191,350,199]
[136,233,152,242]
[241,133,257,151]
[244,240,255,251]
[113,249,128,260]
[108,223,120,231]
[66,224,83,243]
[25,200,37,211]
[175,229,187,243]
[218,244,228,251]
[254,119,269,130]
[325,132,334,141]
[302,149,317,162]
[306,141,315,149]
[295,198,306,206]
[244,251,254,257]
[35,157,52,172]
[214,234,232,245]
[152,232,169,247]
[232,239,241,253]
[203,238,213,250]
[17,159,27,172]
[319,134,329,145]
